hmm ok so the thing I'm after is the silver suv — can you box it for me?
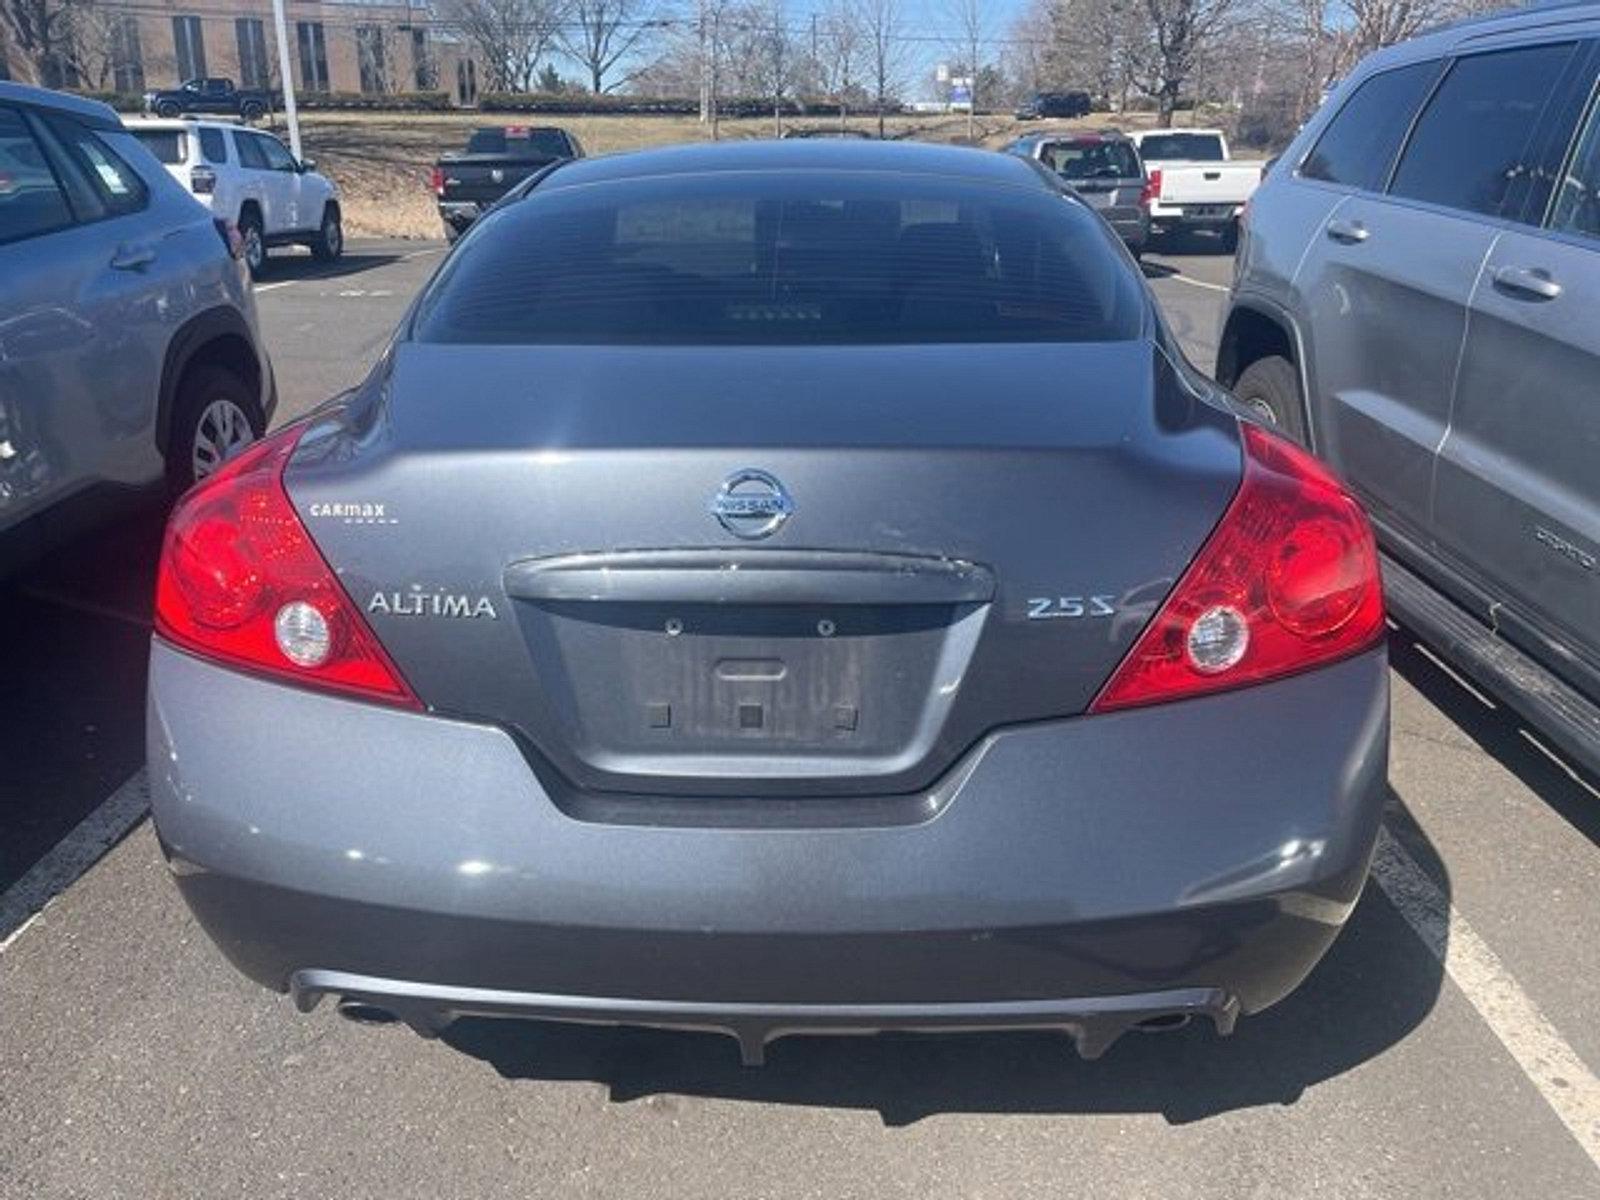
[1,83,274,573]
[1219,5,1600,777]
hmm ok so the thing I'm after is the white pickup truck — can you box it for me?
[1128,129,1262,251]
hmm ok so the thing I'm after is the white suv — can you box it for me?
[125,117,341,277]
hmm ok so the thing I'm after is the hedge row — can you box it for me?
[479,92,887,118]
[66,89,451,114]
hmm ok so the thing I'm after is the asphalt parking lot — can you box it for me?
[3,239,1598,1199]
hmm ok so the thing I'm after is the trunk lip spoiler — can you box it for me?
[504,549,996,607]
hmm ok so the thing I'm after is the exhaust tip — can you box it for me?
[336,998,401,1027]
[1133,1012,1192,1034]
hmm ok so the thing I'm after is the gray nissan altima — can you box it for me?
[148,140,1389,1064]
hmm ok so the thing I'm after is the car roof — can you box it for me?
[0,81,121,130]
[537,138,1046,192]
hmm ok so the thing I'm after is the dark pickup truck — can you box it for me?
[144,77,272,120]
[431,126,584,240]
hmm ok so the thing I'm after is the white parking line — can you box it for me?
[0,770,149,951]
[1160,272,1231,294]
[254,280,295,293]
[1371,826,1600,1170]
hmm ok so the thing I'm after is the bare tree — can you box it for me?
[751,0,793,135]
[943,0,988,139]
[557,0,660,93]
[439,0,569,91]
[1133,0,1240,126]
[1,0,75,86]
[815,0,864,126]
[859,0,911,138]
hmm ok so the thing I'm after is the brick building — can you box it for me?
[0,0,480,105]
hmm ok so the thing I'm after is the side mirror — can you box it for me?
[298,158,316,174]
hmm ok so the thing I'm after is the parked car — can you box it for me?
[1003,130,1150,254]
[431,125,583,241]
[1219,4,1600,779]
[1016,91,1093,120]
[0,83,274,575]
[125,118,341,278]
[1128,129,1261,251]
[143,78,272,122]
[149,140,1388,1064]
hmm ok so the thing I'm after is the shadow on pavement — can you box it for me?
[445,784,1448,1127]
[0,509,161,892]
[257,249,406,284]
[1388,631,1600,846]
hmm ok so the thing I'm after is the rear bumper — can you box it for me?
[1148,201,1242,226]
[438,201,481,231]
[148,640,1389,1057]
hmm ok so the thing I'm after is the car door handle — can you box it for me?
[109,244,156,271]
[1325,219,1369,244]
[1491,265,1562,301]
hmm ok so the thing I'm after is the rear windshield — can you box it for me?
[466,127,568,157]
[131,128,185,164]
[1042,140,1141,180]
[1137,133,1225,161]
[414,174,1146,346]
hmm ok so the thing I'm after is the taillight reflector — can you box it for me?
[1090,423,1384,712]
[1140,168,1162,207]
[429,166,445,197]
[155,426,420,708]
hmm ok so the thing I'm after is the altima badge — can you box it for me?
[368,588,498,619]
[710,469,793,539]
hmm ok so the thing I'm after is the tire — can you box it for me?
[156,100,179,119]
[166,365,264,492]
[1233,355,1308,445]
[443,222,462,244]
[238,207,266,279]
[310,204,343,262]
[240,100,264,121]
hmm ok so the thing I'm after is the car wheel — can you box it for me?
[1233,356,1307,445]
[311,205,343,262]
[444,222,461,244]
[238,209,266,279]
[167,365,264,491]
[241,101,264,121]
[156,100,179,118]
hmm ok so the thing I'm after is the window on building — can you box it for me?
[235,18,269,89]
[412,28,434,90]
[356,25,387,94]
[296,21,328,92]
[109,16,144,92]
[172,16,206,82]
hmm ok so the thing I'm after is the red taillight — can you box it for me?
[1140,168,1162,207]
[191,164,217,195]
[1090,423,1383,713]
[429,166,445,197]
[155,426,421,708]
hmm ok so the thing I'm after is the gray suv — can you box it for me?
[1,83,274,573]
[1003,131,1150,254]
[1219,6,1600,777]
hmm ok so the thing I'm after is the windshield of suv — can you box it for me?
[130,129,185,164]
[1137,133,1225,161]
[1044,140,1141,180]
[415,173,1145,346]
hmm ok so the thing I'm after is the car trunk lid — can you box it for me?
[288,341,1241,796]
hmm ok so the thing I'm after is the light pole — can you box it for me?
[270,0,302,159]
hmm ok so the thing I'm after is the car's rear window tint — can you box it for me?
[198,127,228,163]
[0,107,73,244]
[1044,140,1141,180]
[1301,61,1441,191]
[414,174,1145,346]
[466,127,569,157]
[1137,133,1224,161]
[131,128,186,164]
